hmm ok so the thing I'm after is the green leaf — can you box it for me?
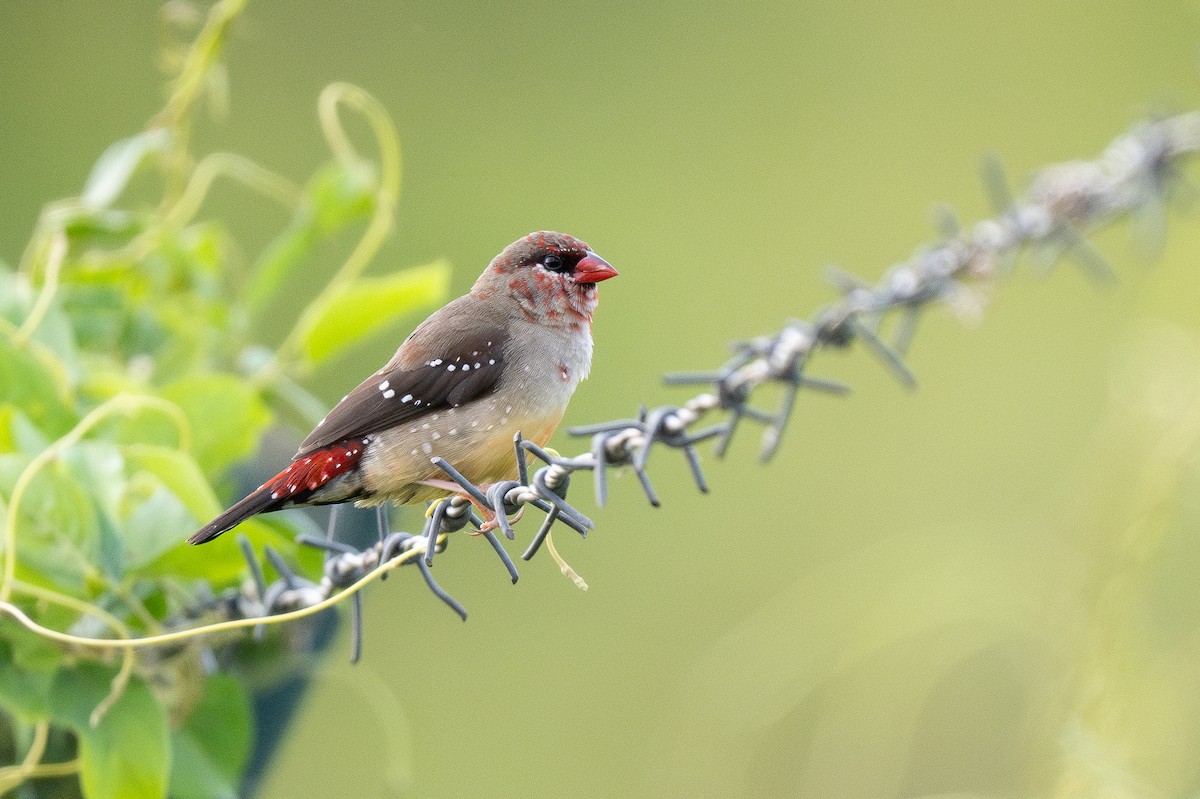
[119,445,224,576]
[95,505,127,581]
[81,129,171,209]
[247,161,377,312]
[0,635,58,718]
[121,481,197,571]
[0,406,51,454]
[299,260,450,366]
[178,221,228,288]
[63,208,147,242]
[160,375,272,476]
[0,455,101,594]
[308,160,377,233]
[0,336,77,440]
[62,441,128,515]
[55,443,221,577]
[62,280,131,355]
[124,445,221,522]
[49,664,169,799]
[168,674,252,799]
[61,442,129,581]
[0,263,33,325]
[0,263,83,380]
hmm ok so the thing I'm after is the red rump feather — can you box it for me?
[186,437,369,544]
[264,438,369,502]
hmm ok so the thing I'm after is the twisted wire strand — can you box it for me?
[193,111,1200,661]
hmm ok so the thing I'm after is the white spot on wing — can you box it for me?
[447,365,456,371]
[378,380,389,391]
[421,442,433,454]
[383,389,395,399]
[401,394,412,402]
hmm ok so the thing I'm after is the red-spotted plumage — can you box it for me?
[188,231,616,545]
[264,438,369,502]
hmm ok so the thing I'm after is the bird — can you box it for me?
[188,231,617,545]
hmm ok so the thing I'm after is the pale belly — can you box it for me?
[356,397,564,506]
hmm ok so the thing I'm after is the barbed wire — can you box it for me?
[182,110,1200,662]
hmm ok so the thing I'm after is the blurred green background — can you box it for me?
[5,1,1200,796]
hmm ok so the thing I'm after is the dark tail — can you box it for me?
[188,486,279,544]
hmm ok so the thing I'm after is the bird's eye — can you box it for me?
[542,254,567,273]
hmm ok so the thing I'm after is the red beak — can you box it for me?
[574,251,618,284]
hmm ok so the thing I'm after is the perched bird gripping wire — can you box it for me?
[188,231,617,544]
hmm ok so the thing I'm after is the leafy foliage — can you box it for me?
[0,3,447,796]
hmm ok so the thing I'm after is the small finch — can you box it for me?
[188,231,617,544]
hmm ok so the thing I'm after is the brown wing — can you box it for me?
[296,300,508,457]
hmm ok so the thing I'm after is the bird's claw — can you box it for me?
[476,505,524,534]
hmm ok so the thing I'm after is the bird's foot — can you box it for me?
[461,484,525,535]
[476,504,525,534]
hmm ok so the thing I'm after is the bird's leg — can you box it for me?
[374,504,390,581]
[416,479,524,534]
[415,478,496,528]
[375,505,389,547]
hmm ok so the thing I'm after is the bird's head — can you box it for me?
[474,231,618,327]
